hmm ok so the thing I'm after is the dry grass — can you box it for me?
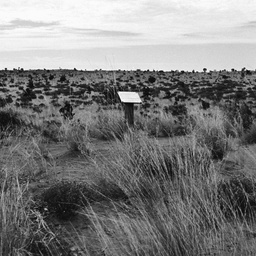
[0,165,67,255]
[1,104,256,255]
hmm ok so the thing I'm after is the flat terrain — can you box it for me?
[1,68,256,113]
[2,133,256,255]
[1,68,256,255]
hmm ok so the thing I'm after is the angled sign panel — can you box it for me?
[118,91,142,104]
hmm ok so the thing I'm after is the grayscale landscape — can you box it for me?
[1,0,256,255]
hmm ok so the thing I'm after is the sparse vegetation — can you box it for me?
[1,69,256,255]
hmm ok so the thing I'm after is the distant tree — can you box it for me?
[203,68,207,73]
[28,79,34,89]
[246,70,252,75]
[59,74,66,82]
[148,76,156,84]
[49,74,54,80]
[241,68,246,78]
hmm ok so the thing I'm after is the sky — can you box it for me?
[0,0,256,71]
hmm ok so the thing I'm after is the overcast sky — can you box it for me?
[0,0,256,71]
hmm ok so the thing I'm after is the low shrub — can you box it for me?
[39,179,128,220]
[40,180,84,219]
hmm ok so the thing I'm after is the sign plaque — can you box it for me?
[118,91,142,126]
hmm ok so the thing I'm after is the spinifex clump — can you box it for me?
[0,108,23,132]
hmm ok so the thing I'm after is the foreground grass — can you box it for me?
[1,105,256,255]
[0,169,69,255]
[84,132,256,255]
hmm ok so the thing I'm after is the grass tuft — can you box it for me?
[61,120,93,155]
[218,176,256,219]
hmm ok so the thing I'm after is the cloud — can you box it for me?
[0,19,59,30]
[182,33,206,38]
[64,27,141,37]
[241,21,256,29]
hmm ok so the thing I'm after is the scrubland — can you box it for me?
[1,69,256,255]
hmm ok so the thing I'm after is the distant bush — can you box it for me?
[148,76,156,83]
[164,104,187,117]
[48,74,54,80]
[59,74,67,83]
[34,89,42,94]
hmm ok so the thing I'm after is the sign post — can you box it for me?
[118,92,142,127]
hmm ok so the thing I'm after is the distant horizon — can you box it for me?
[1,43,256,72]
[1,66,255,73]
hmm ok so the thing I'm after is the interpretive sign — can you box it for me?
[118,92,142,104]
[118,91,142,126]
